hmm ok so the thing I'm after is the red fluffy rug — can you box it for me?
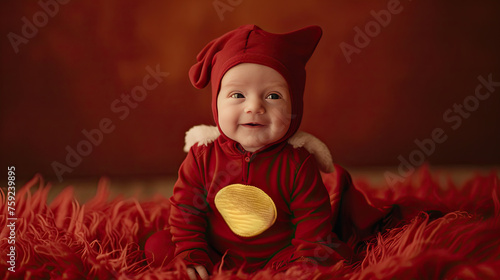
[1,167,499,279]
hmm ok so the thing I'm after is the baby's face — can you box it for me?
[217,63,292,152]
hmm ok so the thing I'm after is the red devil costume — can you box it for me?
[145,24,397,274]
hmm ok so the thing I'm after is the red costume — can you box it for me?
[145,24,394,274]
[168,133,349,272]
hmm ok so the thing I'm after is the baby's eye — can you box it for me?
[266,93,281,100]
[230,93,245,98]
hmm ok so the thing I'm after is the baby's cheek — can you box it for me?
[277,121,289,134]
[272,120,290,138]
[275,111,292,133]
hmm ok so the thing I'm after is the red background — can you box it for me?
[1,0,499,182]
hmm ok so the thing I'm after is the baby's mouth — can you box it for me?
[242,123,263,127]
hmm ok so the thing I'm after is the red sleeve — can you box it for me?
[168,146,214,271]
[268,155,348,271]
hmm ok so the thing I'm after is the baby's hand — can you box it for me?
[187,265,208,280]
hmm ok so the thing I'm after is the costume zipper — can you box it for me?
[242,152,253,183]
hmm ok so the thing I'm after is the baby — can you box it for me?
[147,24,354,279]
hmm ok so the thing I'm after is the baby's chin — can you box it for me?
[235,139,259,150]
[237,140,266,152]
[222,130,287,151]
[239,138,284,152]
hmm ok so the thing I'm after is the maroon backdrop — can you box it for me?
[1,0,499,182]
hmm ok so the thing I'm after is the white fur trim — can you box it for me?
[183,125,220,152]
[287,131,335,173]
[183,125,334,173]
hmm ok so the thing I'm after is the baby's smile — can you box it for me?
[241,122,264,127]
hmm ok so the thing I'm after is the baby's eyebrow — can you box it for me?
[221,80,288,90]
[221,80,244,87]
[265,83,288,90]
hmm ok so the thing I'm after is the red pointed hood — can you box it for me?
[189,24,322,144]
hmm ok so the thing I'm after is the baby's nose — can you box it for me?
[245,99,265,114]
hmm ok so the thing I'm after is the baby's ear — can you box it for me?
[184,125,220,152]
[288,131,334,173]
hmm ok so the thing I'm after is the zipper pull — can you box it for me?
[244,152,255,162]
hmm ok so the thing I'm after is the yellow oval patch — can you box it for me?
[214,184,277,237]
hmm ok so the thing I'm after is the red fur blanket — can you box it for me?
[1,168,499,279]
